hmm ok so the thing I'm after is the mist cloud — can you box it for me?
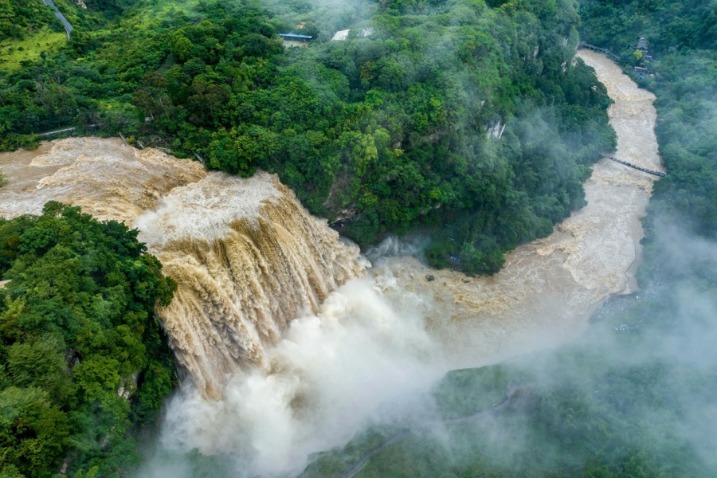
[139,278,444,477]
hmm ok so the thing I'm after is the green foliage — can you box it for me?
[0,386,70,477]
[581,0,717,54]
[0,203,177,477]
[0,28,67,73]
[0,0,55,41]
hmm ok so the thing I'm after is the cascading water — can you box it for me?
[136,174,368,398]
[0,137,367,398]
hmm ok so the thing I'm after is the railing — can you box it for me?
[578,42,620,61]
[37,127,76,137]
[42,0,73,40]
[608,155,667,177]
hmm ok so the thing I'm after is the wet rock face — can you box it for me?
[0,137,367,398]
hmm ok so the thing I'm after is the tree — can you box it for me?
[0,203,177,476]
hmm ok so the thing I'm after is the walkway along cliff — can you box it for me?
[42,0,73,40]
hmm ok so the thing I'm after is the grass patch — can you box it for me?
[123,0,202,29]
[0,27,66,72]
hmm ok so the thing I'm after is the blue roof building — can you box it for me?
[278,33,313,48]
[278,33,313,40]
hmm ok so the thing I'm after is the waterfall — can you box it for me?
[136,173,367,398]
[0,137,367,398]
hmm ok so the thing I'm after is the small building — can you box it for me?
[637,37,648,51]
[633,66,649,78]
[278,33,312,48]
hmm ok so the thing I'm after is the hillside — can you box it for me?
[0,203,177,478]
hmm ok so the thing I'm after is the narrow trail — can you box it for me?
[37,127,76,137]
[340,431,412,478]
[42,0,73,40]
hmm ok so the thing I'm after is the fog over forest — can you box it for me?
[0,0,716,477]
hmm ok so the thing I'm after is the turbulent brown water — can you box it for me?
[373,50,664,368]
[0,138,367,398]
[136,178,367,398]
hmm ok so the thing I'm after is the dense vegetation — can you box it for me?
[299,1,717,476]
[0,0,615,274]
[0,0,55,40]
[0,203,177,478]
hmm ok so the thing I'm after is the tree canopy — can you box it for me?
[0,203,176,477]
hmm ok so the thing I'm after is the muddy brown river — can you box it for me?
[373,50,664,368]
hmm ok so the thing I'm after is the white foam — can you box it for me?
[135,172,279,247]
[146,279,443,477]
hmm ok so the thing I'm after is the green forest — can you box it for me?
[0,0,615,275]
[0,203,177,477]
[299,1,717,476]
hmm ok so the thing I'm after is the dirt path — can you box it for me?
[341,384,523,478]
